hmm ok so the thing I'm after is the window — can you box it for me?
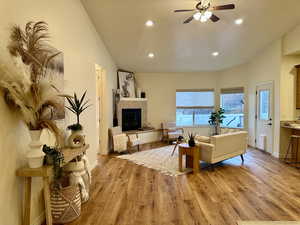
[220,87,244,128]
[259,90,270,120]
[176,90,214,126]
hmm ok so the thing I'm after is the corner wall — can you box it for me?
[0,0,117,224]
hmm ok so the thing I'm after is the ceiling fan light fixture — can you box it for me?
[193,12,202,21]
[200,16,208,23]
[204,11,212,19]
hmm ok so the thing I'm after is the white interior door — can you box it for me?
[96,65,108,155]
[255,82,274,153]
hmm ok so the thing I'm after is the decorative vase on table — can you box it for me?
[188,133,196,147]
[67,124,85,148]
[26,130,45,168]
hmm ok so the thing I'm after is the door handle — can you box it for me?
[265,123,272,126]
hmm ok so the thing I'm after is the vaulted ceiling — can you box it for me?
[82,0,300,72]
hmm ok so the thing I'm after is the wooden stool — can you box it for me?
[178,143,200,173]
[284,135,300,166]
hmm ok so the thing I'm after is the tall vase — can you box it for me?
[26,130,45,168]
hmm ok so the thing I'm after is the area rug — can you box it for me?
[238,222,300,225]
[117,145,192,176]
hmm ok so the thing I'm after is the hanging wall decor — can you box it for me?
[118,69,136,98]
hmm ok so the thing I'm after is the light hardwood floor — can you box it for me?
[67,143,300,225]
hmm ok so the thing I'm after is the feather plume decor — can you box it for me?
[0,21,65,146]
[7,21,63,83]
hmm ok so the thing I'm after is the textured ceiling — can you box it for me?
[82,0,300,72]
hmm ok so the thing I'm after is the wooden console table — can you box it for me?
[178,143,200,173]
[16,144,89,225]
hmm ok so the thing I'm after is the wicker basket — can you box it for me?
[50,184,81,224]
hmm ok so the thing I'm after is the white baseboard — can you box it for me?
[272,151,280,158]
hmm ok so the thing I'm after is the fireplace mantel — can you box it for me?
[119,97,148,102]
[117,98,148,131]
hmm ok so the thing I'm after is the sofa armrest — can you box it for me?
[196,142,214,163]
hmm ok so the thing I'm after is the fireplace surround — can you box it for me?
[122,108,142,131]
[117,98,147,131]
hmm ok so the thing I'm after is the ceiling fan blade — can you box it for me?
[183,16,194,24]
[174,9,195,13]
[210,14,220,22]
[212,4,235,10]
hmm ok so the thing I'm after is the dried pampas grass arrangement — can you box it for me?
[0,21,65,146]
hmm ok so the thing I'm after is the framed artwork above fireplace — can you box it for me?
[118,69,136,98]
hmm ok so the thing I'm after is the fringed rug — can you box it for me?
[238,222,300,225]
[117,145,192,176]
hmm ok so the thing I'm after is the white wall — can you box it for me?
[283,25,300,55]
[0,0,117,224]
[218,41,282,155]
[135,72,219,136]
[280,55,300,120]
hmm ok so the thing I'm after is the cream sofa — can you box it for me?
[196,131,248,166]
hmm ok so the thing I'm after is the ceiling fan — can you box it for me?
[174,0,235,24]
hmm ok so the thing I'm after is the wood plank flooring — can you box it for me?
[67,143,300,225]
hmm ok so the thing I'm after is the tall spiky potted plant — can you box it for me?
[65,91,91,134]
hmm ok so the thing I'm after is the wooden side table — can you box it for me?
[16,145,89,225]
[178,143,200,173]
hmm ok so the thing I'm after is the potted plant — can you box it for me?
[208,108,226,135]
[188,132,196,147]
[43,145,64,182]
[0,21,64,168]
[65,90,91,134]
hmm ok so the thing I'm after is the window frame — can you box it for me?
[176,89,215,127]
[220,87,245,129]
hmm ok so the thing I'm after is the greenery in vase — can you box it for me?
[43,145,64,181]
[65,90,91,131]
[67,123,83,131]
[208,108,226,135]
[188,132,196,141]
[188,132,196,146]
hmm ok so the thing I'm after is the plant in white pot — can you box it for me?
[0,21,64,168]
[65,91,91,132]
[65,91,91,148]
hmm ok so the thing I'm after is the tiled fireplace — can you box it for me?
[117,98,147,131]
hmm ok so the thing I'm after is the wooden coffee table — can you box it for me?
[178,143,200,173]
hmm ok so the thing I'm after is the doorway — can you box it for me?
[96,65,108,155]
[255,81,274,153]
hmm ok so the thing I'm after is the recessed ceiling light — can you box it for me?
[148,53,155,58]
[145,20,154,27]
[212,52,219,57]
[235,18,244,25]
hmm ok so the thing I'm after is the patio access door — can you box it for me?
[255,82,274,153]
